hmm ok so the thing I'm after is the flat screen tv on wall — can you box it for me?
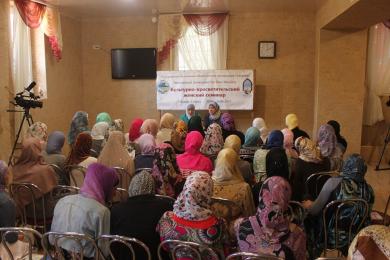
[111,48,157,79]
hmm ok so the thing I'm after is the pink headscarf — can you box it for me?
[281,128,298,158]
[176,131,213,174]
[80,163,119,205]
[137,134,156,154]
[129,118,144,142]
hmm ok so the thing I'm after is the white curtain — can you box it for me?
[363,23,390,125]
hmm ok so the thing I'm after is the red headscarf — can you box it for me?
[129,118,144,142]
[66,132,92,165]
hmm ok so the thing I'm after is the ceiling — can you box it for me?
[41,0,318,18]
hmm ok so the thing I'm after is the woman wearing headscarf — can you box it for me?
[68,111,89,146]
[11,138,58,220]
[90,122,110,157]
[109,119,124,132]
[328,120,348,153]
[234,176,306,260]
[220,113,245,144]
[302,154,374,258]
[224,135,253,184]
[98,131,134,189]
[140,119,159,137]
[204,101,222,129]
[291,136,330,201]
[96,112,112,125]
[50,163,118,259]
[126,118,143,155]
[66,132,97,168]
[281,128,299,159]
[176,131,213,175]
[42,131,67,184]
[0,161,17,243]
[253,130,284,182]
[179,103,198,125]
[200,123,224,156]
[151,143,183,197]
[156,113,176,145]
[170,120,187,154]
[212,148,255,219]
[157,171,227,259]
[187,115,205,137]
[111,171,174,260]
[252,117,269,144]
[25,122,48,148]
[135,134,156,171]
[241,127,262,155]
[317,124,343,171]
[285,113,310,142]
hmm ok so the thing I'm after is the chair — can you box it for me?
[226,252,284,260]
[322,198,369,256]
[134,168,153,174]
[240,154,254,164]
[113,167,131,189]
[0,227,43,260]
[51,185,80,202]
[305,172,335,199]
[157,239,219,260]
[66,165,87,188]
[211,196,242,221]
[49,164,69,185]
[155,194,176,203]
[288,201,306,227]
[9,183,47,233]
[97,234,151,260]
[115,188,129,202]
[371,194,390,226]
[42,231,100,260]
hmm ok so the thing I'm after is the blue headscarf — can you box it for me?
[68,111,89,145]
[265,130,284,149]
[341,154,367,183]
[46,131,65,154]
[243,127,261,147]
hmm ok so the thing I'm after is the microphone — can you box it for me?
[25,81,36,92]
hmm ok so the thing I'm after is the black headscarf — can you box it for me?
[327,120,347,150]
[187,115,205,137]
[266,147,289,180]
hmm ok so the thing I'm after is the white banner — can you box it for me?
[156,70,254,110]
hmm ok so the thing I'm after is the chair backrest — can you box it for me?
[9,183,47,233]
[115,188,129,202]
[97,234,151,260]
[211,196,242,221]
[134,168,153,175]
[42,231,100,260]
[66,165,87,188]
[155,194,176,203]
[240,154,254,164]
[226,252,284,260]
[287,201,306,227]
[305,172,335,199]
[51,185,80,202]
[322,198,369,256]
[158,239,219,260]
[49,164,69,185]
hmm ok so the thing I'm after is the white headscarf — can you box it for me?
[252,117,269,143]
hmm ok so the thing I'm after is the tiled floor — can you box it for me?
[365,164,390,212]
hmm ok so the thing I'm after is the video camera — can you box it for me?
[12,82,43,109]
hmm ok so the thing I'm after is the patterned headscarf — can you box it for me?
[171,120,187,152]
[151,143,181,197]
[173,171,214,221]
[224,134,241,154]
[80,163,118,205]
[110,119,124,132]
[285,114,299,130]
[128,170,155,197]
[266,148,289,179]
[68,111,89,145]
[26,122,48,142]
[160,113,176,129]
[0,160,8,191]
[91,122,110,140]
[295,136,321,163]
[96,112,112,124]
[220,113,235,131]
[46,131,65,154]
[281,128,298,158]
[317,124,337,157]
[140,119,159,137]
[187,115,205,137]
[66,132,92,165]
[129,118,144,142]
[137,134,156,155]
[266,130,284,149]
[213,148,243,185]
[244,127,261,147]
[200,123,224,155]
[341,154,367,183]
[252,117,269,143]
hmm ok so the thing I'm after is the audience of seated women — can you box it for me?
[200,123,224,157]
[0,161,17,243]
[291,136,330,201]
[68,111,89,146]
[157,171,228,259]
[140,118,159,137]
[224,135,253,184]
[220,113,245,144]
[241,126,262,155]
[151,143,183,197]
[156,113,176,145]
[176,131,213,174]
[203,101,222,130]
[169,120,187,154]
[252,117,269,144]
[328,120,348,154]
[90,121,110,157]
[110,171,173,260]
[317,124,343,171]
[212,148,255,219]
[66,132,97,168]
[50,163,118,259]
[234,176,307,260]
[187,115,205,137]
[126,118,143,155]
[285,113,310,142]
[134,133,156,171]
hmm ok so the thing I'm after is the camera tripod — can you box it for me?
[375,125,390,171]
[7,107,34,166]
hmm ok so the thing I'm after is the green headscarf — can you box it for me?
[96,112,112,124]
